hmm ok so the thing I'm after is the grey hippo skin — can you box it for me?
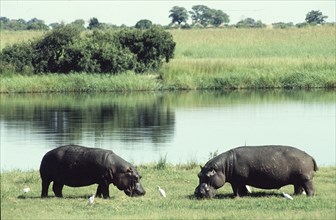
[40,145,145,198]
[194,145,318,199]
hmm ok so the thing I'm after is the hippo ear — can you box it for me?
[200,165,203,170]
[206,168,216,177]
[126,167,132,172]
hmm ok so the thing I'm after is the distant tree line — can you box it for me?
[0,8,331,31]
[0,25,175,74]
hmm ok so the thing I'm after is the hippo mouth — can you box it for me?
[194,183,217,199]
[124,183,146,197]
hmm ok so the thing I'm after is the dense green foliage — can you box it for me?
[189,5,230,27]
[0,25,176,74]
[0,17,49,31]
[135,19,153,29]
[169,6,189,25]
[305,10,328,24]
[1,27,335,92]
[236,18,266,28]
[1,167,335,219]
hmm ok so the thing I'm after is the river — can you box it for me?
[0,90,335,171]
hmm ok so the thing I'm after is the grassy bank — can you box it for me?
[1,166,335,219]
[1,27,335,92]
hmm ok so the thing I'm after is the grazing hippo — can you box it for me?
[194,145,317,199]
[40,145,145,198]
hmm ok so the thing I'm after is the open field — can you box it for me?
[1,166,335,219]
[0,26,335,92]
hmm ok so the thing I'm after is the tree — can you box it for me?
[236,17,265,28]
[205,9,230,26]
[189,5,229,27]
[189,5,210,25]
[88,17,100,29]
[305,10,328,24]
[32,25,81,73]
[71,19,86,30]
[26,18,49,30]
[169,6,189,25]
[135,19,153,29]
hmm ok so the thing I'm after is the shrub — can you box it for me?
[63,30,136,73]
[0,26,176,74]
[0,42,34,72]
[32,25,81,73]
[117,27,176,73]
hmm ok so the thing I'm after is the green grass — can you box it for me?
[0,72,162,93]
[1,26,335,92]
[1,166,335,219]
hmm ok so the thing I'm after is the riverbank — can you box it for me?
[0,67,335,93]
[1,27,335,92]
[1,166,335,219]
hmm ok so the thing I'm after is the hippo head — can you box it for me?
[194,183,217,199]
[113,166,146,197]
[194,164,225,199]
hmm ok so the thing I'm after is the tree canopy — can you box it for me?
[305,10,328,24]
[1,25,176,74]
[135,19,153,29]
[236,18,265,28]
[189,5,229,27]
[169,6,189,25]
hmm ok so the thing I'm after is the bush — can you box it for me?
[64,30,136,73]
[0,26,176,74]
[117,27,176,73]
[0,42,34,72]
[32,25,81,73]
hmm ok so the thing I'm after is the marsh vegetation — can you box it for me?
[1,26,335,92]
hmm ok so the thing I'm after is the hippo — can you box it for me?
[40,145,145,198]
[194,145,318,199]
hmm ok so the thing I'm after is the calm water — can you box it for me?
[1,90,335,171]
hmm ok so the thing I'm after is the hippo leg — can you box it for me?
[52,182,64,197]
[96,183,110,199]
[231,184,246,197]
[41,180,51,197]
[238,186,248,196]
[96,185,103,198]
[302,180,315,196]
[294,184,304,195]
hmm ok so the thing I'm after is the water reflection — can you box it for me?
[0,93,175,145]
[0,90,335,170]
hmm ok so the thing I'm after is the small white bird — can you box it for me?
[157,186,166,198]
[23,187,30,193]
[246,185,252,193]
[88,195,95,205]
[282,192,293,200]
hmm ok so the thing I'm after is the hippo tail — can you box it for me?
[312,158,318,171]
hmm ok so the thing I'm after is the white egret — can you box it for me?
[246,185,252,193]
[88,195,95,205]
[157,186,166,198]
[282,192,293,200]
[23,187,30,193]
